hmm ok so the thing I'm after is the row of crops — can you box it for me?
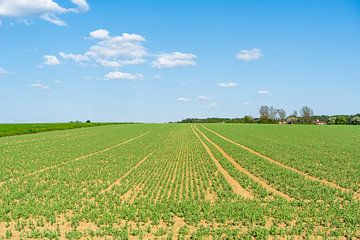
[0,123,113,138]
[0,123,359,239]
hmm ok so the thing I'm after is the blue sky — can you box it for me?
[0,0,359,123]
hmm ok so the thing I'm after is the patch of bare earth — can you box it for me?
[119,184,144,203]
[205,179,217,203]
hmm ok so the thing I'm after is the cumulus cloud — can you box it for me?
[87,33,146,59]
[89,29,109,39]
[0,0,89,26]
[236,48,263,61]
[59,52,89,62]
[257,90,271,95]
[97,58,144,68]
[59,31,147,68]
[71,0,90,12]
[218,82,238,88]
[176,97,191,102]
[30,83,49,89]
[43,55,60,65]
[198,95,210,101]
[57,30,197,80]
[40,13,66,26]
[152,52,196,68]
[104,71,143,80]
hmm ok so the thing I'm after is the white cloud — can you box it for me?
[43,55,60,65]
[59,52,89,62]
[87,33,146,59]
[176,97,191,102]
[198,95,210,100]
[96,59,120,67]
[104,71,143,80]
[152,52,196,68]
[40,13,66,26]
[0,0,89,26]
[218,82,238,88]
[205,102,217,108]
[0,67,9,75]
[53,80,61,83]
[96,58,144,68]
[257,90,271,95]
[236,48,262,61]
[30,83,49,89]
[60,32,147,68]
[71,0,89,12]
[242,102,251,106]
[89,29,109,39]
[0,0,67,16]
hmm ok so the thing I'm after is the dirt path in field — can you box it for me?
[0,131,151,187]
[101,152,153,194]
[191,125,254,200]
[195,126,293,201]
[202,125,360,199]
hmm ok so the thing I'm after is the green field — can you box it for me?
[0,123,115,138]
[0,124,359,239]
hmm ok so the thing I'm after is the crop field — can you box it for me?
[0,123,359,239]
[0,123,114,138]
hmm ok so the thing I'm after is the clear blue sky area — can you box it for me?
[1,0,359,123]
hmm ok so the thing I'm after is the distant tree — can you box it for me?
[335,116,347,125]
[351,116,360,125]
[269,106,278,121]
[86,120,91,123]
[286,116,297,124]
[259,106,270,122]
[293,110,298,117]
[300,106,314,123]
[243,115,254,123]
[327,116,336,125]
[277,109,286,122]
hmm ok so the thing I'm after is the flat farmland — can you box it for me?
[0,124,359,239]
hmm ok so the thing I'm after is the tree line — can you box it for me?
[177,106,360,125]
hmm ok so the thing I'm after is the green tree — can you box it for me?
[335,116,347,125]
[351,116,360,125]
[327,116,336,125]
[243,115,254,123]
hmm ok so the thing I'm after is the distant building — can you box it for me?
[315,119,326,125]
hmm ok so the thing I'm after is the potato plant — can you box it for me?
[0,123,359,239]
